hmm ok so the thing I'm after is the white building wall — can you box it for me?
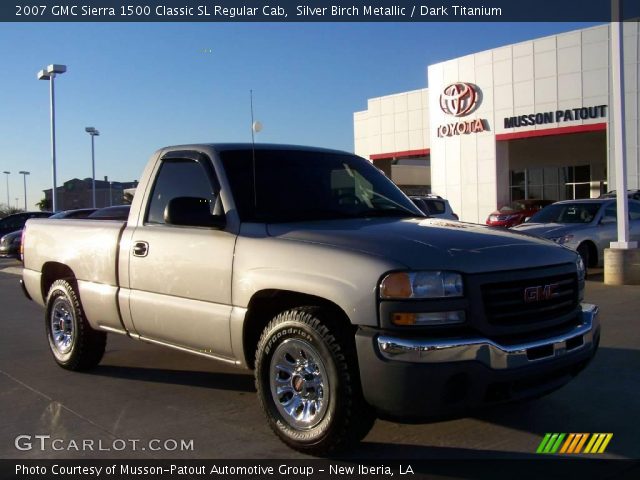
[353,23,640,223]
[428,23,640,223]
[354,88,429,160]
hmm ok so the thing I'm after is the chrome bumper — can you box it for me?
[377,303,599,369]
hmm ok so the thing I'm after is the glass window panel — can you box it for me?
[575,165,590,182]
[511,187,525,201]
[146,159,218,225]
[543,185,559,201]
[574,183,590,199]
[528,186,543,199]
[528,168,543,186]
[543,167,559,184]
[510,170,525,186]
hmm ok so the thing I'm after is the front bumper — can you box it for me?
[356,303,600,417]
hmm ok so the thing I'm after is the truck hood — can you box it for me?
[511,222,589,239]
[267,218,576,273]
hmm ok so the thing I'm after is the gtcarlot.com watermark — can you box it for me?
[15,435,194,452]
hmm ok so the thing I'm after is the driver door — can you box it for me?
[127,151,236,358]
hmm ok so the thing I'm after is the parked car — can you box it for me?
[0,211,52,238]
[599,190,640,201]
[1,209,96,258]
[49,208,97,220]
[512,198,640,269]
[409,195,458,220]
[0,230,23,258]
[22,143,598,454]
[87,205,131,220]
[486,199,554,228]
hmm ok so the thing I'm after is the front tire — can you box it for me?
[577,242,591,275]
[255,307,374,455]
[45,279,106,371]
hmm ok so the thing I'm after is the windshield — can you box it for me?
[529,202,601,224]
[499,202,526,212]
[220,149,422,222]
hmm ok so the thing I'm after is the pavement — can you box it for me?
[1,257,639,462]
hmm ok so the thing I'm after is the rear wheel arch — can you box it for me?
[41,262,77,301]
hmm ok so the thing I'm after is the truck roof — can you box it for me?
[159,143,353,157]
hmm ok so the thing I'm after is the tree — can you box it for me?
[36,198,51,211]
[0,204,23,218]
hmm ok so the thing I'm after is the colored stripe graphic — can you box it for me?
[537,433,613,454]
[550,433,566,453]
[536,433,552,453]
[597,434,613,453]
[573,433,589,453]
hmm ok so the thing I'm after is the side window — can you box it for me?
[1,215,25,230]
[602,204,616,223]
[425,200,446,214]
[629,203,640,221]
[146,158,218,225]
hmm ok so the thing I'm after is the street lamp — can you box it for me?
[2,171,9,207]
[37,64,67,212]
[19,171,30,211]
[85,127,100,208]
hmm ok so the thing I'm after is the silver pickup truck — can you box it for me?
[21,144,600,454]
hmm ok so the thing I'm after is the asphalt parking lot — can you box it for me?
[1,257,639,463]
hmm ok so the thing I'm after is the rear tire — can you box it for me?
[45,279,106,371]
[255,307,374,455]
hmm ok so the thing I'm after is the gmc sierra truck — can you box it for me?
[21,144,600,454]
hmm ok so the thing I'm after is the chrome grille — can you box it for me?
[481,273,578,325]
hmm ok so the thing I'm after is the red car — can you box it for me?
[486,199,554,228]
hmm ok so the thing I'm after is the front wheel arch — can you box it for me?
[577,241,598,268]
[254,307,374,454]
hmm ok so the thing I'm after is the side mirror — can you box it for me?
[599,217,615,225]
[164,196,225,228]
[523,216,531,223]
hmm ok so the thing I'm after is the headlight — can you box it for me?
[380,271,463,299]
[552,234,574,245]
[576,255,585,282]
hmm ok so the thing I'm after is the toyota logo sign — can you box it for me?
[439,82,479,117]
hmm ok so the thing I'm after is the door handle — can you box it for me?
[133,241,149,257]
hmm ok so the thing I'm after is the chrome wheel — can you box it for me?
[50,297,74,354]
[269,338,329,430]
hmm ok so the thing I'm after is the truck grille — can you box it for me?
[481,273,578,325]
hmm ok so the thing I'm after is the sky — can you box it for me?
[0,21,598,210]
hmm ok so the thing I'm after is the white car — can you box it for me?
[512,198,640,269]
[410,195,459,220]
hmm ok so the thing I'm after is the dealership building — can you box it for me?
[353,23,640,223]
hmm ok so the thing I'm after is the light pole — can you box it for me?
[2,171,9,207]
[85,127,100,208]
[37,64,67,212]
[19,171,30,211]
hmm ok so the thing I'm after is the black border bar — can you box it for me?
[4,0,640,22]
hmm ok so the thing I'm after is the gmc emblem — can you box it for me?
[524,284,559,303]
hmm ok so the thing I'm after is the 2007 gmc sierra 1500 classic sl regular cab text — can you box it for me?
[21,144,600,454]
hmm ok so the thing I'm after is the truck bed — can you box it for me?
[22,218,127,333]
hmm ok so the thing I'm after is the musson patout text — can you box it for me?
[16,4,503,19]
[16,463,415,476]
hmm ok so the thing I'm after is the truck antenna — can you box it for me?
[250,89,257,210]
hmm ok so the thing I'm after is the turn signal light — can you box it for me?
[391,311,466,326]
